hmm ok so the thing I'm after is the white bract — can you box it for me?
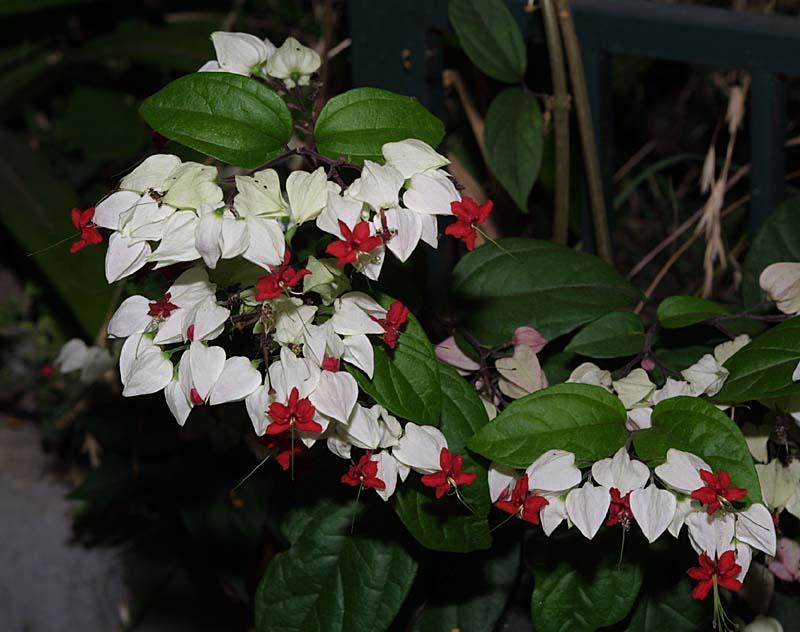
[54,339,113,383]
[166,342,261,426]
[266,37,321,88]
[760,262,800,315]
[392,423,448,474]
[200,31,276,76]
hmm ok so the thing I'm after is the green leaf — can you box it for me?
[623,538,708,632]
[410,540,520,632]
[742,197,800,307]
[566,312,644,358]
[254,500,417,632]
[59,86,148,163]
[0,131,111,334]
[394,364,491,553]
[485,88,542,210]
[75,20,215,73]
[314,88,445,164]
[450,238,641,346]
[529,532,643,632]
[181,477,271,563]
[436,363,490,452]
[715,316,800,403]
[657,296,732,329]
[469,383,628,468]
[68,454,132,511]
[140,72,292,168]
[448,0,527,83]
[350,312,441,425]
[624,577,707,631]
[633,396,761,503]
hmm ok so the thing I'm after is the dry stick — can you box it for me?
[614,141,656,183]
[634,194,751,314]
[541,0,571,244]
[442,70,487,164]
[626,164,749,281]
[95,282,126,348]
[314,0,338,115]
[220,0,246,31]
[554,0,612,264]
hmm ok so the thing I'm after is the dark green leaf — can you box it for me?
[715,317,800,403]
[742,197,800,307]
[59,86,147,163]
[485,88,542,210]
[314,88,445,164]
[566,312,644,358]
[450,238,640,346]
[181,477,271,561]
[0,0,90,16]
[437,363,490,451]
[622,538,708,632]
[469,383,628,468]
[350,312,441,425]
[633,396,761,503]
[448,0,527,83]
[542,351,579,385]
[75,20,215,73]
[770,589,800,630]
[410,540,520,632]
[657,296,732,329]
[0,131,111,334]
[529,532,643,632]
[140,72,292,168]
[624,577,707,631]
[254,500,417,632]
[394,364,491,553]
[68,454,132,511]
[652,345,710,374]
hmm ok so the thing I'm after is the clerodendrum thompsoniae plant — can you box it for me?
[49,5,800,632]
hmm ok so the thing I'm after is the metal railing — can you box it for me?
[348,0,799,248]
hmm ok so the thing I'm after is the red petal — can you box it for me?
[698,469,718,486]
[325,240,356,265]
[691,580,713,601]
[724,487,748,502]
[421,471,448,490]
[717,577,742,593]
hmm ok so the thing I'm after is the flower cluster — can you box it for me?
[488,447,775,604]
[199,32,321,89]
[61,128,492,507]
[566,333,751,430]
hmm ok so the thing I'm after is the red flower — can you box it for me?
[256,435,304,471]
[372,301,409,349]
[325,220,383,266]
[40,365,55,378]
[495,476,549,525]
[190,387,205,406]
[606,487,633,526]
[341,452,385,490]
[266,387,320,435]
[321,355,341,372]
[687,551,742,600]
[69,207,103,253]
[255,251,311,300]
[691,469,747,515]
[148,292,179,318]
[444,197,493,251]
[421,447,477,499]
